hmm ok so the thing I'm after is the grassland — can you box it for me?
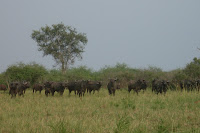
[0,88,200,133]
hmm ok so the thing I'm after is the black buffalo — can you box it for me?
[180,80,195,92]
[152,79,168,95]
[9,82,30,97]
[43,81,66,96]
[74,80,87,97]
[107,78,119,96]
[44,81,53,96]
[0,84,7,92]
[9,82,19,98]
[50,82,66,96]
[33,83,44,94]
[86,80,102,94]
[15,82,30,96]
[66,81,77,96]
[20,81,30,94]
[128,79,147,95]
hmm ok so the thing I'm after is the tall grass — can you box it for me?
[0,89,200,133]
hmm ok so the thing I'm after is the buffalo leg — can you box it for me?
[89,90,92,94]
[52,91,55,96]
[69,90,71,96]
[113,89,115,96]
[108,89,112,95]
[128,88,131,93]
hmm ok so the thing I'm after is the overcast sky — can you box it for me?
[0,0,200,72]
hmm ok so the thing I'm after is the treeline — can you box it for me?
[0,57,200,88]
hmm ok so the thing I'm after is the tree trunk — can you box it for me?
[6,78,10,91]
[61,62,66,74]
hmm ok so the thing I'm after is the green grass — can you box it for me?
[0,89,200,133]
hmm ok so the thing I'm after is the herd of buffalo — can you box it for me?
[0,78,200,98]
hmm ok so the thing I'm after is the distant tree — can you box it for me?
[147,66,162,73]
[171,69,187,81]
[31,23,88,74]
[183,57,200,79]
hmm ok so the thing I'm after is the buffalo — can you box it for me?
[33,83,44,94]
[74,80,87,97]
[43,81,66,96]
[86,80,102,94]
[66,81,77,96]
[9,82,19,98]
[20,81,30,94]
[180,80,195,92]
[0,84,7,92]
[50,82,66,96]
[152,79,168,95]
[13,82,30,97]
[9,82,29,97]
[128,79,147,95]
[107,78,119,96]
[44,81,53,96]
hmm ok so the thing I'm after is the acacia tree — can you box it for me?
[31,23,88,74]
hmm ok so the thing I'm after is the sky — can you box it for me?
[0,0,200,72]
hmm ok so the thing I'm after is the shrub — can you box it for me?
[5,62,47,84]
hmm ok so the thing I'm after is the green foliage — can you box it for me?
[31,23,88,73]
[98,63,137,87]
[171,69,187,81]
[99,63,137,78]
[2,57,200,86]
[5,62,47,84]
[0,73,6,85]
[66,66,94,80]
[44,66,94,81]
[183,57,200,79]
[169,57,200,81]
[44,69,65,81]
[135,66,164,82]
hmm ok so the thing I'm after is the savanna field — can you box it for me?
[0,88,200,133]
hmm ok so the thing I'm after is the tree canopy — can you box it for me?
[31,23,88,73]
[183,57,200,79]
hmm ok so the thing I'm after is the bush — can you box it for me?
[183,57,200,79]
[66,66,94,80]
[2,57,200,86]
[0,73,6,85]
[5,62,48,84]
